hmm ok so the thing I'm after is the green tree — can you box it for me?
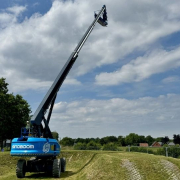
[173,134,180,144]
[60,137,74,146]
[139,135,146,143]
[76,138,85,144]
[156,137,163,142]
[117,136,126,146]
[146,135,154,146]
[52,131,59,141]
[0,78,31,149]
[86,141,101,150]
[0,78,8,94]
[161,136,169,144]
[100,136,118,145]
[125,133,139,146]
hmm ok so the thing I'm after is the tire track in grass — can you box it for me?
[121,159,142,180]
[160,160,180,180]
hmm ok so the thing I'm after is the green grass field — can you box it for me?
[1,150,180,180]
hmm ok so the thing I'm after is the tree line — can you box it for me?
[60,133,177,147]
[1,78,180,150]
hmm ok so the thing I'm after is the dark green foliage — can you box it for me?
[102,143,118,151]
[155,137,164,142]
[156,148,166,156]
[74,142,87,150]
[76,138,85,144]
[125,133,140,146]
[156,147,180,158]
[86,141,101,150]
[139,136,146,143]
[138,147,148,153]
[126,146,180,159]
[126,147,138,152]
[173,134,180,144]
[167,147,180,158]
[161,136,169,144]
[60,137,74,146]
[117,136,126,146]
[0,78,31,149]
[59,133,157,148]
[100,136,118,145]
[0,78,8,94]
[52,131,59,141]
[146,135,154,146]
[147,149,154,154]
[126,147,153,154]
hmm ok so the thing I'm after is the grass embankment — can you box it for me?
[1,151,180,180]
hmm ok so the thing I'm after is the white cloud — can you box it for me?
[95,48,180,85]
[63,78,81,86]
[0,6,26,28]
[50,94,180,138]
[2,70,81,93]
[6,6,26,15]
[1,0,180,92]
[162,76,180,83]
[1,0,179,139]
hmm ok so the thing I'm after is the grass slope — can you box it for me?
[1,151,180,180]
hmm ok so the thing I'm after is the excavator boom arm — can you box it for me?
[31,5,108,138]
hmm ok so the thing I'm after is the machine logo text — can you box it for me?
[12,145,34,149]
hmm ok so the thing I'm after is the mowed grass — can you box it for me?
[1,151,180,180]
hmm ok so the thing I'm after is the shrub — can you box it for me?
[126,146,180,159]
[102,143,118,151]
[155,147,180,158]
[126,147,154,154]
[168,147,180,158]
[128,147,138,152]
[74,142,87,150]
[156,148,166,156]
[138,147,147,153]
[147,149,154,154]
[60,137,74,146]
[86,141,101,150]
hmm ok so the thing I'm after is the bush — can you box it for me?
[156,148,166,156]
[125,146,180,159]
[74,142,87,150]
[138,147,147,153]
[127,147,138,152]
[60,137,74,146]
[126,147,154,154]
[102,143,118,151]
[155,147,180,158]
[168,147,180,158]
[86,141,101,150]
[147,149,154,154]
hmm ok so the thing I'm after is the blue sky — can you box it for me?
[0,0,180,139]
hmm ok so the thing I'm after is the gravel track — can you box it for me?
[160,160,180,180]
[121,159,142,180]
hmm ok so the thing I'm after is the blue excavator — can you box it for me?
[10,5,108,178]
